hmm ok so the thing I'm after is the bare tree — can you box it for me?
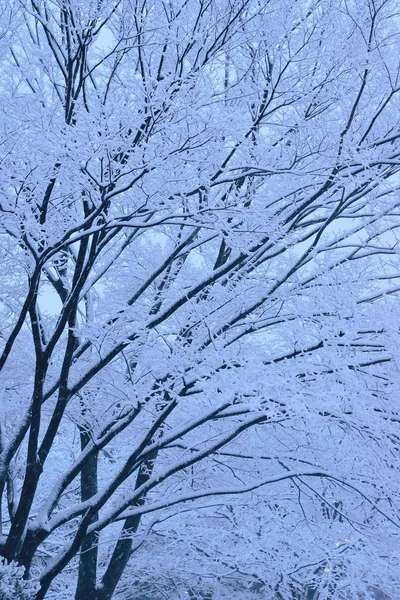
[0,0,400,598]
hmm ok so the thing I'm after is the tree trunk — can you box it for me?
[75,429,99,600]
[96,454,157,600]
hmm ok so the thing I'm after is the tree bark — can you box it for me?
[75,429,99,600]
[96,454,157,600]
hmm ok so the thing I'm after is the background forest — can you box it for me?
[0,0,400,599]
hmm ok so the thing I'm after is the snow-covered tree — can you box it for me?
[0,1,400,598]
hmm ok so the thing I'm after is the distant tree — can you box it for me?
[0,1,400,599]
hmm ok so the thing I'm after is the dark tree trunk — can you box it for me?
[96,454,157,600]
[75,429,99,600]
[96,513,141,600]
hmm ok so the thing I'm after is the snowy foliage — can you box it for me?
[0,558,39,600]
[0,0,400,599]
